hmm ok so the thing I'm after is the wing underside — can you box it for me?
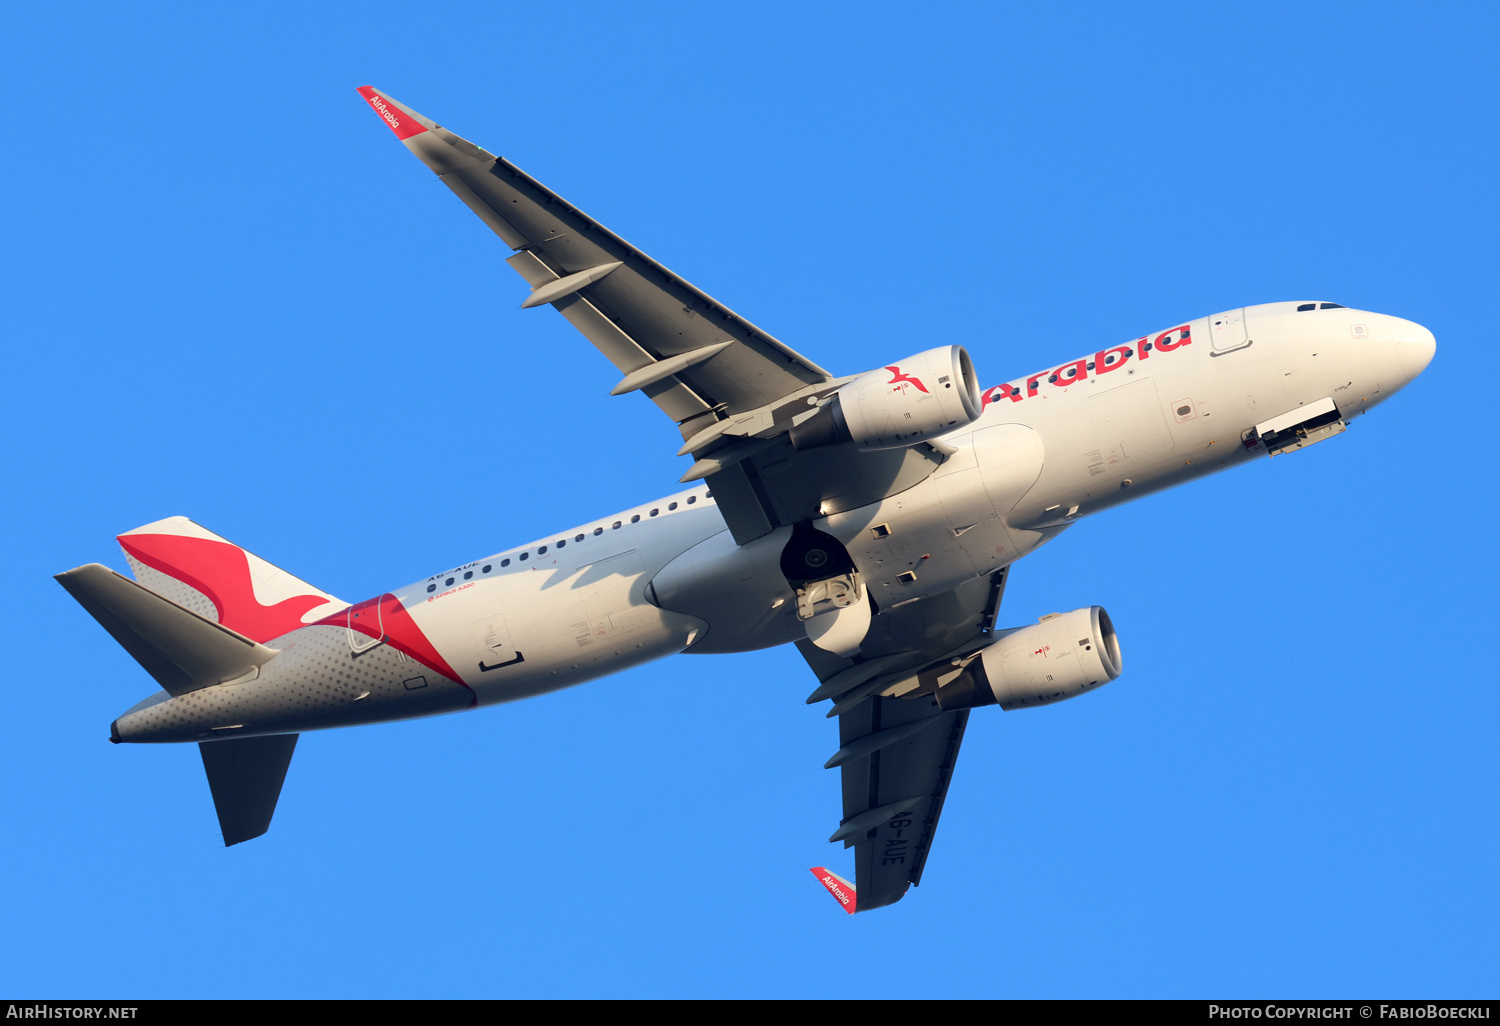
[357,86,830,440]
[358,86,956,544]
[802,569,1008,911]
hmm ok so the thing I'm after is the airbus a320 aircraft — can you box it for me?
[56,87,1437,914]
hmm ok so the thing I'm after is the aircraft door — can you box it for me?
[1209,309,1249,352]
[345,595,387,655]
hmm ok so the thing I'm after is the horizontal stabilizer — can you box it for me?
[810,867,857,914]
[55,564,278,696]
[199,734,299,845]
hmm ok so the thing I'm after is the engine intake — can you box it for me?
[936,606,1122,712]
[790,345,982,451]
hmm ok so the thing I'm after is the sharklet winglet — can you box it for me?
[810,867,858,914]
[356,86,433,140]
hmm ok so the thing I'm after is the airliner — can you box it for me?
[56,87,1436,913]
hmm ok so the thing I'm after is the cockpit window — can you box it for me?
[1297,303,1316,312]
[1319,303,1345,310]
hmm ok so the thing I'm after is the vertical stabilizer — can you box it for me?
[199,734,300,845]
[117,517,344,643]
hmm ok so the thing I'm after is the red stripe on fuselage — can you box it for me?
[318,594,474,705]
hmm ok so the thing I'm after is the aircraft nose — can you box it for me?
[1393,318,1436,380]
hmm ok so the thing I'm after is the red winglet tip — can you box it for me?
[357,86,428,140]
[810,867,857,914]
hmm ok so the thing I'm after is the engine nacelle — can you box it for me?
[935,606,1122,712]
[790,345,982,451]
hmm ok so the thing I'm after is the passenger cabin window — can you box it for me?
[463,571,473,580]
[594,527,603,536]
[482,564,491,573]
[519,552,529,562]
[575,534,584,542]
[631,514,641,523]
[427,583,436,593]
[501,558,510,567]
[538,545,547,555]
[668,502,678,510]
[687,496,697,504]
[613,521,622,529]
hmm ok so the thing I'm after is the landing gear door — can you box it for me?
[1209,309,1249,352]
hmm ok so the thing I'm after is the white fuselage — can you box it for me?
[111,302,1435,743]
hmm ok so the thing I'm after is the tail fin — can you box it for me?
[199,734,299,845]
[810,867,858,914]
[55,564,277,696]
[117,517,344,644]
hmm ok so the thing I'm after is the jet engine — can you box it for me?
[790,345,982,451]
[935,606,1122,711]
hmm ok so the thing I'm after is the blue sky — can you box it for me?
[3,0,1496,998]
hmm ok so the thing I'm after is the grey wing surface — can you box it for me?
[360,87,951,545]
[358,87,829,433]
[802,569,1008,912]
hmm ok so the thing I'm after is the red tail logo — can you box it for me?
[119,534,329,644]
[886,366,928,394]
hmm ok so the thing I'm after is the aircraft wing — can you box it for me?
[358,87,952,545]
[356,87,830,428]
[801,568,1008,912]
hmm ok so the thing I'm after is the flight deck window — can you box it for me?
[1297,303,1316,311]
[1320,303,1345,309]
